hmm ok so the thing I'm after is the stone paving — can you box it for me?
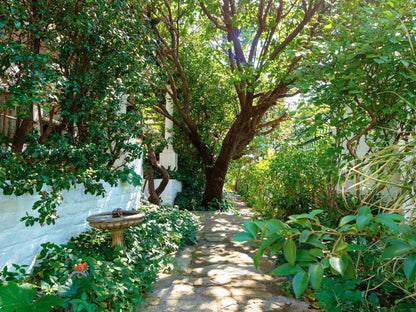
[139,194,317,312]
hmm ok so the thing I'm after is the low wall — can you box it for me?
[0,181,142,272]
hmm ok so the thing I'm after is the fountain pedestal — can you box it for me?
[86,210,145,248]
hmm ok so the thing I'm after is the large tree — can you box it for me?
[147,0,335,206]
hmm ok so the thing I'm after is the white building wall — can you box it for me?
[143,179,182,206]
[0,160,143,272]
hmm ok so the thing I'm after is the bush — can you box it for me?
[237,142,333,219]
[233,207,416,311]
[0,205,198,312]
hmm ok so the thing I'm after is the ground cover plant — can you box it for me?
[0,205,198,312]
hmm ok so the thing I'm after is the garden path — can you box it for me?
[139,193,317,312]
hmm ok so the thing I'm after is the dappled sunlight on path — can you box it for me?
[139,193,317,312]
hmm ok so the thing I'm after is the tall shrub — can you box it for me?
[238,141,332,219]
[0,0,155,225]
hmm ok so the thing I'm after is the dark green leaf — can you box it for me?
[299,230,311,243]
[296,249,316,262]
[266,219,287,233]
[380,241,412,260]
[31,295,63,311]
[271,263,304,276]
[334,239,348,253]
[243,221,258,238]
[309,248,324,258]
[339,215,356,227]
[356,215,372,230]
[232,232,254,242]
[309,263,323,290]
[403,254,416,280]
[0,282,36,311]
[284,239,297,266]
[292,271,310,298]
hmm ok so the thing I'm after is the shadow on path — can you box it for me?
[139,193,317,312]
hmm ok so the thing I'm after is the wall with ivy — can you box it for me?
[0,160,143,271]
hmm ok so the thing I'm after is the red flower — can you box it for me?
[74,262,87,272]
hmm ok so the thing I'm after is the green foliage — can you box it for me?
[236,141,333,219]
[0,264,29,284]
[0,0,154,226]
[2,205,198,312]
[313,278,364,312]
[0,282,63,312]
[172,168,204,211]
[299,0,416,168]
[233,207,416,309]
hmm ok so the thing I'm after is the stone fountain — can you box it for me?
[86,208,145,248]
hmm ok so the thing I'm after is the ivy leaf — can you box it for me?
[292,271,310,298]
[284,239,297,267]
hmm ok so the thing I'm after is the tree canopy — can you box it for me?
[146,0,337,206]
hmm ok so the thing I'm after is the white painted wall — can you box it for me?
[0,160,143,272]
[143,179,182,206]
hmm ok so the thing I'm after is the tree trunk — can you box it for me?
[146,148,169,205]
[202,164,229,207]
[201,120,243,207]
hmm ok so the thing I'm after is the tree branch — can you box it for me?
[199,2,228,31]
[258,112,288,135]
[269,0,324,61]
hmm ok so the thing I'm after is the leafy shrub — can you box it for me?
[1,205,198,312]
[313,278,364,312]
[0,0,153,227]
[237,142,333,219]
[233,207,416,311]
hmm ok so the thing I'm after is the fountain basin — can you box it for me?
[86,210,145,248]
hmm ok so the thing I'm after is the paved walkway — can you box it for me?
[139,194,317,312]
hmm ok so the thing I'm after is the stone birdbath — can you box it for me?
[86,208,145,248]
